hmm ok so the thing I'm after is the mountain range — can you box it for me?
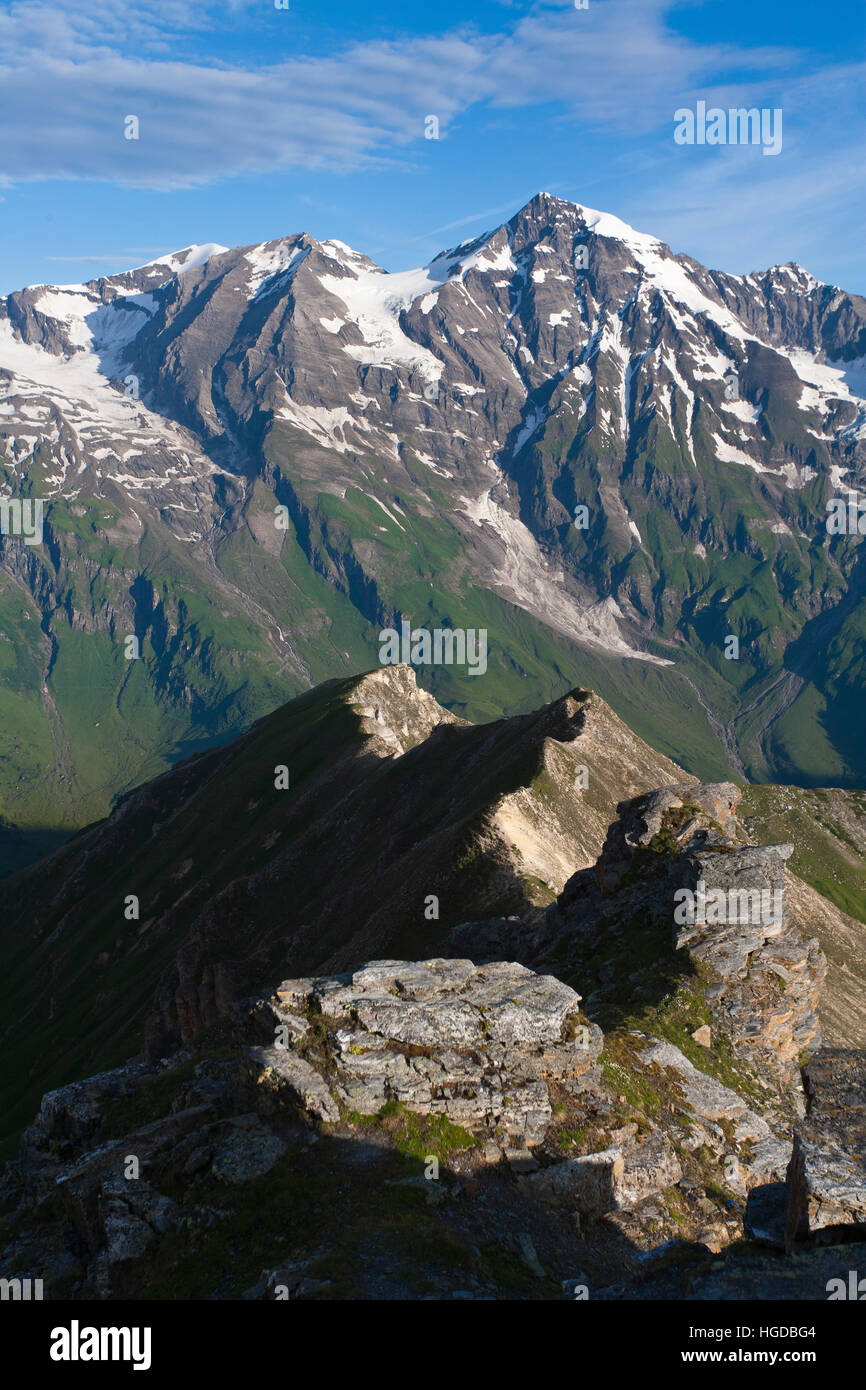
[2,191,866,869]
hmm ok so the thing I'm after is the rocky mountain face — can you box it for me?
[1,668,864,1300]
[3,194,866,866]
[740,783,866,1047]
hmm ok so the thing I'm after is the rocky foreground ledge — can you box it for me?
[250,959,602,1145]
[2,767,864,1300]
[3,947,864,1300]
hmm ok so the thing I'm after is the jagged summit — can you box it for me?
[12,193,822,325]
[2,193,866,858]
[506,191,662,246]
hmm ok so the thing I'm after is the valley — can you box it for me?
[2,194,866,871]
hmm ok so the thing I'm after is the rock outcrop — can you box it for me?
[458,781,827,1102]
[1,935,863,1300]
[674,839,825,1086]
[252,959,603,1148]
[786,1050,866,1243]
[0,704,862,1304]
[0,957,614,1298]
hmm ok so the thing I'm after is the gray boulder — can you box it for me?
[255,958,601,1146]
[786,1049,866,1242]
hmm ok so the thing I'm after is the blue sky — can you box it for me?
[0,0,863,293]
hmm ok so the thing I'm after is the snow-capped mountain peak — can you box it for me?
[134,243,230,277]
[2,193,866,683]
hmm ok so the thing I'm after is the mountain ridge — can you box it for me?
[3,192,866,864]
[0,665,690,1140]
[3,664,865,1302]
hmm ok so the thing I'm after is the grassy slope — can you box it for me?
[740,784,866,925]
[0,675,376,1150]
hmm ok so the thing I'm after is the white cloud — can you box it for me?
[618,57,866,284]
[0,0,809,189]
[0,0,863,291]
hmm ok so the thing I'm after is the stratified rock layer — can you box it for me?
[253,958,602,1146]
[481,781,828,1096]
[786,1050,866,1242]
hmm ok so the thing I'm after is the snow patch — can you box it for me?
[135,244,228,275]
[721,398,763,424]
[711,433,765,473]
[786,350,866,403]
[318,264,445,387]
